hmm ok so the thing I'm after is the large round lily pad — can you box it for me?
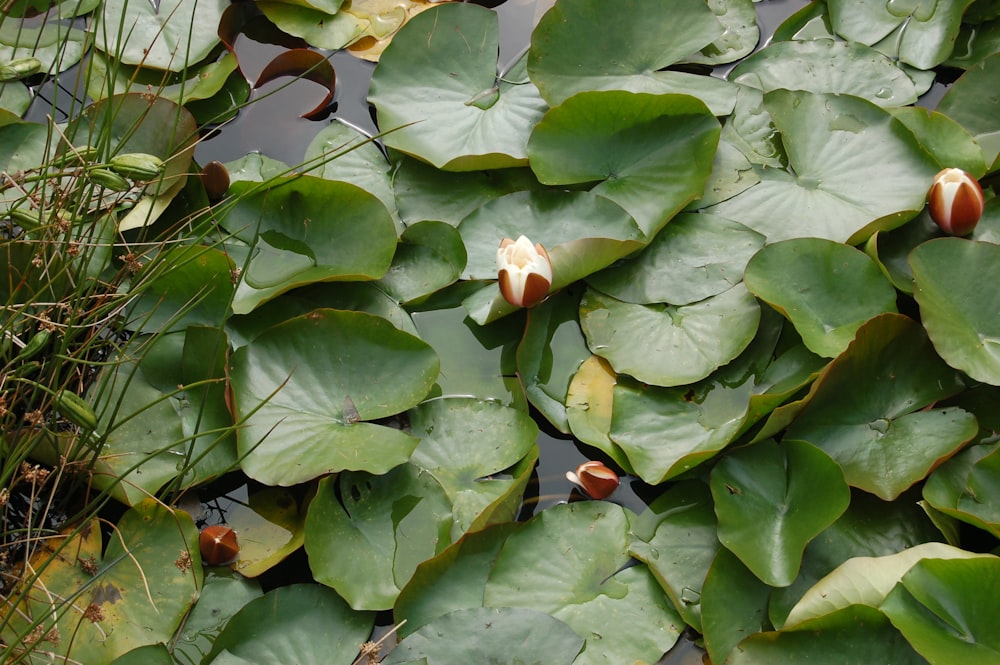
[369,3,549,170]
[579,284,761,387]
[484,502,683,665]
[707,89,940,243]
[744,238,898,358]
[527,91,720,237]
[527,0,737,114]
[229,309,439,485]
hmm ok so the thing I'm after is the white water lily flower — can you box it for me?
[496,235,553,308]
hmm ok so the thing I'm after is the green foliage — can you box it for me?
[3,0,1000,664]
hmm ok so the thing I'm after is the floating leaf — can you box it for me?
[527,91,720,236]
[701,547,772,665]
[205,584,374,664]
[911,238,1000,385]
[395,523,519,637]
[376,222,467,304]
[711,440,850,587]
[683,0,759,65]
[881,556,1000,663]
[527,0,737,114]
[744,238,898,358]
[785,314,975,500]
[828,0,974,69]
[728,604,927,665]
[707,90,941,243]
[382,607,584,665]
[369,3,549,170]
[220,176,398,314]
[579,283,761,387]
[229,309,439,485]
[306,464,453,610]
[484,502,684,665]
[94,0,228,71]
[223,488,305,578]
[3,503,201,665]
[923,440,1000,538]
[408,397,538,538]
[729,39,919,107]
[516,287,591,432]
[784,542,991,627]
[588,212,765,305]
[629,481,721,632]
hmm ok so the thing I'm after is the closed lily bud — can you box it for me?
[565,461,619,500]
[87,168,132,192]
[928,168,984,236]
[199,525,239,565]
[497,235,553,308]
[110,153,165,181]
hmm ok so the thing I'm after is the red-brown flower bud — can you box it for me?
[565,461,620,500]
[928,168,985,236]
[199,525,239,566]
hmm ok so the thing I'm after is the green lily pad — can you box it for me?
[303,119,401,232]
[382,607,584,665]
[682,0,759,65]
[376,221,467,304]
[785,313,975,500]
[768,489,947,628]
[408,397,538,538]
[95,0,227,71]
[170,571,262,665]
[729,39,919,107]
[516,287,591,432]
[484,502,683,665]
[910,238,1000,385]
[0,22,86,75]
[410,302,527,407]
[369,3,548,170]
[85,51,240,106]
[390,153,542,227]
[458,189,645,287]
[700,547,772,665]
[3,502,202,665]
[889,106,988,176]
[629,480,721,632]
[728,604,927,665]
[744,238,899,358]
[527,0,737,114]
[589,212,765,306]
[863,212,942,294]
[784,542,991,628]
[305,464,453,610]
[205,584,374,664]
[220,176,398,314]
[65,330,236,506]
[923,440,1000,538]
[527,90,720,237]
[711,440,850,587]
[881,556,1000,664]
[579,283,761,387]
[394,523,519,637]
[828,0,974,69]
[229,309,439,485]
[126,245,236,333]
[707,89,941,243]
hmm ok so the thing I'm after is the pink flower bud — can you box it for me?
[565,461,620,500]
[497,235,553,308]
[928,168,985,236]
